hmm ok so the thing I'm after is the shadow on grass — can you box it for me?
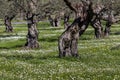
[79,36,92,40]
[0,44,24,49]
[0,52,81,64]
[0,54,35,61]
[39,37,58,42]
[38,27,63,31]
[114,32,120,35]
[111,45,120,50]
[0,33,26,38]
[0,35,19,37]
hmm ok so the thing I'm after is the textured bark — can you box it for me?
[104,21,111,37]
[4,15,15,32]
[91,15,103,39]
[25,12,39,48]
[103,11,120,37]
[25,0,39,48]
[64,0,88,36]
[59,0,92,57]
[59,17,81,57]
[79,1,94,36]
[64,0,105,39]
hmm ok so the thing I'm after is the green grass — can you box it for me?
[0,21,120,80]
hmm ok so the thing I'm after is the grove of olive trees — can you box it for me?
[0,0,120,57]
[58,0,120,57]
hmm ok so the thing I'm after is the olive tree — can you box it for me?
[7,0,52,48]
[58,0,107,57]
[102,0,120,37]
[0,0,17,32]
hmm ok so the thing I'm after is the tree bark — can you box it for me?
[64,0,105,39]
[4,15,15,32]
[91,15,103,39]
[59,17,82,57]
[104,21,111,37]
[103,11,120,37]
[59,0,93,57]
[25,0,39,48]
[25,12,39,48]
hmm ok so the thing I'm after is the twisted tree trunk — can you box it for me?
[59,17,81,57]
[64,0,105,39]
[59,0,93,57]
[4,15,15,32]
[25,12,39,48]
[104,21,112,37]
[104,11,120,37]
[91,15,103,38]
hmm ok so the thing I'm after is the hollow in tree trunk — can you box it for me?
[25,12,39,48]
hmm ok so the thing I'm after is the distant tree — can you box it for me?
[0,0,17,32]
[45,0,65,27]
[58,0,93,57]
[58,0,109,57]
[102,0,120,37]
[7,0,52,48]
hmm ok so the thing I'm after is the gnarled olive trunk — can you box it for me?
[103,11,120,37]
[91,15,103,39]
[25,13,39,48]
[4,15,15,32]
[59,0,93,57]
[58,17,81,57]
[104,21,112,37]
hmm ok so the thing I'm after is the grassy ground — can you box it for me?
[0,21,120,80]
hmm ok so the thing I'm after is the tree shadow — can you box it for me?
[0,35,17,38]
[114,32,120,35]
[38,27,63,31]
[0,34,25,38]
[39,37,58,42]
[0,44,24,49]
[111,45,120,50]
[0,53,35,61]
[79,37,92,40]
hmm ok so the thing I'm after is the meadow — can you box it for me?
[0,20,120,80]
